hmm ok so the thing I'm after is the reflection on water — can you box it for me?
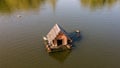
[0,0,57,14]
[48,0,57,12]
[0,0,118,14]
[49,50,71,63]
[80,0,118,10]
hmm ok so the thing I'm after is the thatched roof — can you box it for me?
[46,24,70,42]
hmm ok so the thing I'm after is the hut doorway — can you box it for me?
[57,39,62,46]
[55,32,68,46]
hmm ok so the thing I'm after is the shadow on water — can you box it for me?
[49,30,82,63]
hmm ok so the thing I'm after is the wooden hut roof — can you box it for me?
[46,24,70,42]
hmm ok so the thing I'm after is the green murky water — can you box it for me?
[0,0,120,68]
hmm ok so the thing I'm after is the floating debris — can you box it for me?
[75,30,80,33]
[43,37,47,41]
[17,15,22,18]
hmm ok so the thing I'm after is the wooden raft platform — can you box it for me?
[45,44,72,53]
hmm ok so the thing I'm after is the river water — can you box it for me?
[0,0,120,68]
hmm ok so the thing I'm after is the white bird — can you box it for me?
[43,37,47,40]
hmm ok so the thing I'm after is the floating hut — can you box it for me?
[43,24,72,52]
